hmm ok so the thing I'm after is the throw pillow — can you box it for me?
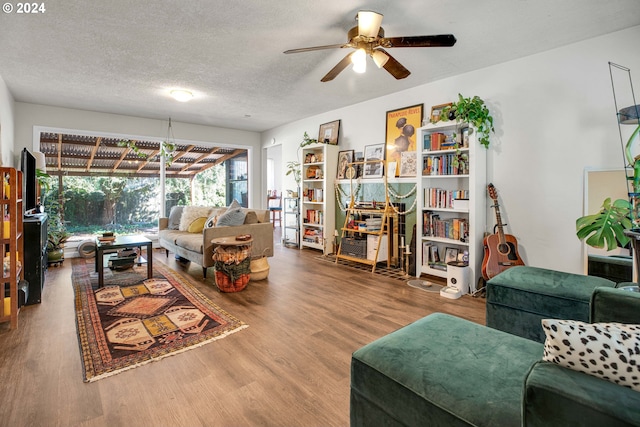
[179,206,213,231]
[187,217,207,233]
[244,210,258,224]
[541,319,640,392]
[228,199,241,210]
[205,214,218,228]
[217,207,246,227]
[167,206,185,230]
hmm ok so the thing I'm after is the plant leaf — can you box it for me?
[576,198,632,250]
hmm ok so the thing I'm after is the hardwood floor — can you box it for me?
[0,233,485,427]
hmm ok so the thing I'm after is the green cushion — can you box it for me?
[486,266,616,342]
[350,313,543,427]
[523,361,640,427]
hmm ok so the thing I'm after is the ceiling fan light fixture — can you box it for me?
[352,48,367,73]
[357,11,383,38]
[170,89,194,102]
[371,50,389,68]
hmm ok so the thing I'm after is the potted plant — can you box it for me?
[300,131,318,147]
[45,199,70,265]
[285,161,301,197]
[576,197,632,250]
[443,94,495,148]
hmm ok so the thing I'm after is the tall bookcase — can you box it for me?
[300,144,338,254]
[0,167,24,329]
[416,122,486,292]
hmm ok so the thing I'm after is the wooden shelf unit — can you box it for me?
[0,167,24,329]
[335,159,392,272]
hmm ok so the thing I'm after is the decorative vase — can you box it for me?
[47,248,64,264]
[250,257,270,281]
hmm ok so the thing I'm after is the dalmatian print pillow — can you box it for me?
[541,319,640,392]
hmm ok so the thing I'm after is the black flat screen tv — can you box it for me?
[20,148,38,216]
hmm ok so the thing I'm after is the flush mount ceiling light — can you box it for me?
[284,10,456,81]
[169,89,194,102]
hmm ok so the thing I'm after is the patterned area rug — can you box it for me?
[72,259,247,382]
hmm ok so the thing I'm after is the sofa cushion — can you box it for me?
[188,217,207,233]
[542,319,640,392]
[158,229,183,245]
[244,211,259,224]
[167,205,184,230]
[351,313,543,427]
[217,207,246,227]
[179,206,212,231]
[175,234,203,254]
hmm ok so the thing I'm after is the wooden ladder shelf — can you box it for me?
[335,159,391,273]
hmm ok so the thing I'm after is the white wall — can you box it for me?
[262,25,640,275]
[0,75,15,167]
[13,103,263,207]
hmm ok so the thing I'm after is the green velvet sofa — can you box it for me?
[350,287,640,426]
[485,266,618,342]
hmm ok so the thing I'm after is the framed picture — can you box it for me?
[430,103,452,124]
[385,104,423,176]
[444,247,459,264]
[363,143,385,178]
[336,150,354,179]
[399,151,417,177]
[318,120,341,145]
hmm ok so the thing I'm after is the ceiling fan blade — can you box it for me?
[321,52,354,82]
[284,44,348,54]
[377,49,410,80]
[381,34,457,48]
[358,11,383,38]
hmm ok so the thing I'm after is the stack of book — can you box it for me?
[98,232,116,243]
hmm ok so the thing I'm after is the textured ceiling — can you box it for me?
[0,0,639,132]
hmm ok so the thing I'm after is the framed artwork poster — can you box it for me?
[318,120,341,145]
[385,104,423,176]
[399,151,417,177]
[336,150,354,179]
[363,143,385,178]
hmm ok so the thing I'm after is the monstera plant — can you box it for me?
[576,197,632,250]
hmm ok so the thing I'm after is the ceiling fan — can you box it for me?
[284,11,456,82]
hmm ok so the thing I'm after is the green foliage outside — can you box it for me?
[42,164,226,236]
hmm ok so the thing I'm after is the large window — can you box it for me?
[226,154,248,207]
[44,164,227,236]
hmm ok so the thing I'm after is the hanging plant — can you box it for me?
[118,139,175,166]
[443,94,495,148]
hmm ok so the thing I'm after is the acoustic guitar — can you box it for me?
[482,183,525,280]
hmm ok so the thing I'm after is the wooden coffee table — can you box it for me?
[95,235,153,287]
